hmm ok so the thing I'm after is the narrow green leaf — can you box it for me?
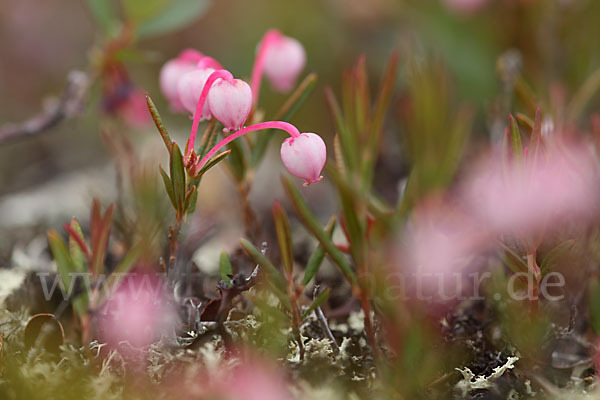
[301,288,331,320]
[170,142,186,212]
[91,205,115,276]
[93,242,144,307]
[528,107,543,170]
[567,67,600,123]
[589,279,600,333]
[67,218,87,271]
[160,166,177,209]
[114,242,144,275]
[136,0,209,38]
[197,119,218,160]
[122,0,168,22]
[362,52,399,187]
[146,95,172,152]
[540,240,575,275]
[515,113,534,131]
[508,114,523,158]
[282,176,356,285]
[219,252,233,283]
[302,216,336,287]
[325,87,358,173]
[272,202,294,276]
[354,55,370,137]
[240,239,286,291]
[514,76,540,116]
[337,178,365,262]
[187,185,198,214]
[226,139,247,182]
[85,0,118,34]
[48,231,77,293]
[498,242,528,275]
[183,184,197,214]
[371,52,399,137]
[49,230,89,316]
[194,150,231,179]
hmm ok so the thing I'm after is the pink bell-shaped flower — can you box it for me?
[280,132,326,186]
[208,78,252,132]
[177,68,215,119]
[263,35,306,92]
[159,49,203,112]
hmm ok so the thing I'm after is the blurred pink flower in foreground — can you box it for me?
[398,201,489,300]
[461,141,599,238]
[181,355,292,400]
[443,0,488,14]
[97,274,175,349]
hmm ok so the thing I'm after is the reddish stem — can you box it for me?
[186,69,234,162]
[250,29,282,106]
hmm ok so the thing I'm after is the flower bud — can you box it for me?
[263,36,306,92]
[280,132,326,186]
[208,78,252,132]
[159,49,203,112]
[177,68,215,119]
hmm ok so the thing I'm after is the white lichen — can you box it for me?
[454,356,519,397]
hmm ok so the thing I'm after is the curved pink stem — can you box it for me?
[192,121,300,175]
[186,69,234,162]
[250,29,282,107]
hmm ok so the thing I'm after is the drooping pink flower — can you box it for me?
[177,67,215,119]
[97,274,175,350]
[207,77,252,132]
[250,29,307,106]
[461,141,599,237]
[190,121,326,186]
[263,34,306,92]
[159,49,204,112]
[280,132,327,186]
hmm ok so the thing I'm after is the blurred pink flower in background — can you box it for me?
[461,140,599,238]
[263,34,306,92]
[159,49,204,112]
[177,68,216,118]
[443,0,489,14]
[97,274,175,350]
[118,89,151,129]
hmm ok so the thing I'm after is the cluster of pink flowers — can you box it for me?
[158,29,324,186]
